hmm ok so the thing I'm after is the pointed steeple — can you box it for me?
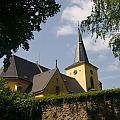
[74,23,89,63]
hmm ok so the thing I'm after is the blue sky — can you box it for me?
[0,0,120,89]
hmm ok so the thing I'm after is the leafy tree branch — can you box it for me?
[81,0,120,59]
[0,0,61,71]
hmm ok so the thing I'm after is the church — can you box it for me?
[0,26,102,97]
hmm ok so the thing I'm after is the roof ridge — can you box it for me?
[13,55,37,65]
[36,64,43,73]
[12,55,19,77]
[13,55,49,70]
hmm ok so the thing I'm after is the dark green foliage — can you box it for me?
[81,0,120,59]
[1,76,120,120]
[0,78,41,120]
[41,89,120,103]
[0,77,7,90]
[0,90,41,120]
[0,0,61,71]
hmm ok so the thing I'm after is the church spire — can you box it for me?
[74,23,89,63]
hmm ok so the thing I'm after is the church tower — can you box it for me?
[65,25,102,91]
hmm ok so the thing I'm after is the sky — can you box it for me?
[0,0,120,89]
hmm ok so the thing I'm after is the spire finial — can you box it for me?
[78,21,80,30]
[56,59,58,68]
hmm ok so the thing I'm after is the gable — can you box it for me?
[0,56,18,78]
[43,69,68,95]
[31,69,57,93]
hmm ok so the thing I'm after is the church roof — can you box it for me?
[0,55,85,94]
[31,68,57,93]
[31,68,85,93]
[0,55,49,82]
[74,26,89,63]
[62,74,84,93]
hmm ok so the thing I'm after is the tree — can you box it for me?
[0,0,61,71]
[81,0,120,60]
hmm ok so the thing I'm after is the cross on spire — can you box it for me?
[56,59,58,68]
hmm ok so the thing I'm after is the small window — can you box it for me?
[56,86,60,95]
[90,77,94,89]
[90,70,93,74]
[73,70,77,75]
[17,86,22,92]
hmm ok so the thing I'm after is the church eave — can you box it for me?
[2,76,33,83]
[65,62,98,70]
[65,62,85,70]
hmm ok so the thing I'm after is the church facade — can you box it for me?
[0,26,102,96]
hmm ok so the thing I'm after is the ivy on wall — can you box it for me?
[0,78,120,120]
[41,89,120,119]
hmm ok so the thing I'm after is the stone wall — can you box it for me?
[1,85,120,120]
[42,102,88,120]
[40,92,120,120]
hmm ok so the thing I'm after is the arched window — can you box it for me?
[56,86,60,95]
[56,78,58,81]
[90,77,94,89]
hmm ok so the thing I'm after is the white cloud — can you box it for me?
[102,75,120,81]
[107,60,120,71]
[57,25,75,36]
[57,0,93,36]
[84,36,110,52]
[61,2,93,24]
[67,0,81,4]
[57,0,110,52]
[67,0,92,7]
